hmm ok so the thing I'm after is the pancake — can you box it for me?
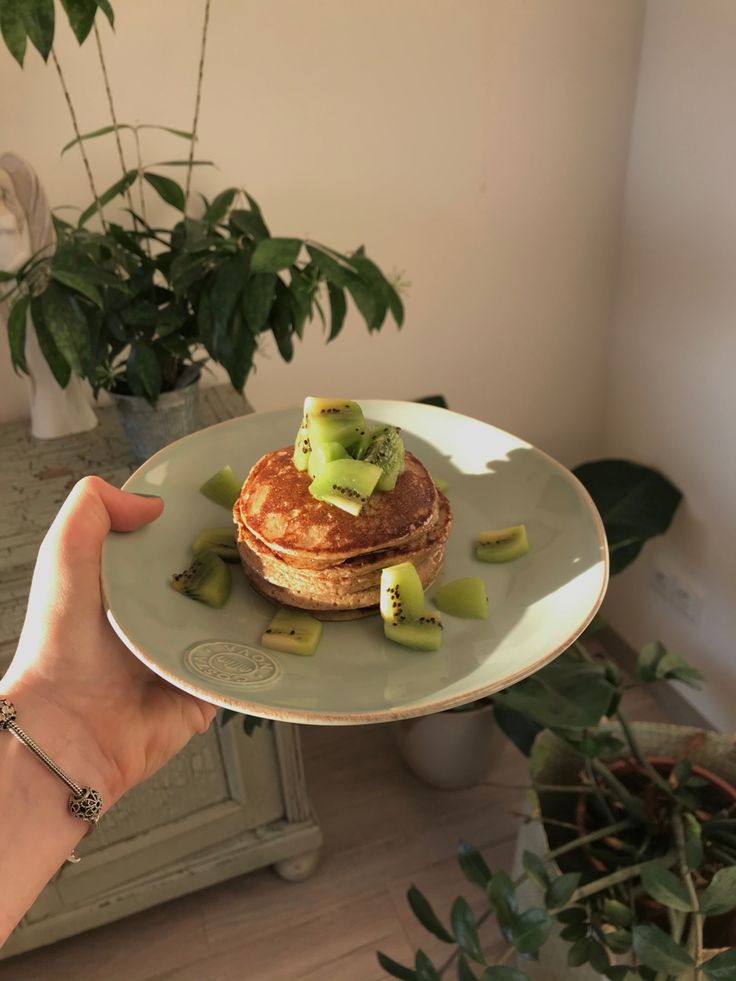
[237,448,440,570]
[233,446,453,619]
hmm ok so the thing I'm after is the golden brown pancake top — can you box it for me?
[235,447,439,568]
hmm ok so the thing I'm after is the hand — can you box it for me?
[2,476,217,807]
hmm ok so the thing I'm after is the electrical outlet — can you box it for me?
[649,565,703,624]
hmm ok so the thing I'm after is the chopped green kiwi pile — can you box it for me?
[433,577,489,620]
[292,397,405,516]
[379,562,443,652]
[261,609,323,657]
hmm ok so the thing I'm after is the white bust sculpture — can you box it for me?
[0,153,97,438]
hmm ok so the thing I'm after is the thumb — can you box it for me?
[48,476,164,569]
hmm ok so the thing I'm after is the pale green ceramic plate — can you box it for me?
[101,400,608,725]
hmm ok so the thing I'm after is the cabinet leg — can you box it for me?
[273,847,322,882]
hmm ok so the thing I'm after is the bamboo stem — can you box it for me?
[185,0,213,211]
[92,23,134,214]
[51,50,105,227]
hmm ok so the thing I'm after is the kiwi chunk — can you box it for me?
[292,417,311,472]
[261,608,323,656]
[170,552,231,608]
[192,526,239,562]
[199,465,242,510]
[307,440,349,479]
[309,458,382,516]
[433,577,489,619]
[384,611,443,652]
[354,425,405,491]
[304,397,367,450]
[380,561,425,624]
[475,524,529,563]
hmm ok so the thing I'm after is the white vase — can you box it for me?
[393,702,503,789]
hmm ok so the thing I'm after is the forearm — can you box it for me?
[0,681,117,946]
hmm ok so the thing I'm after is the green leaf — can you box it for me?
[572,459,682,575]
[512,908,552,957]
[349,252,402,327]
[126,341,161,401]
[487,871,518,942]
[545,873,580,910]
[146,159,215,168]
[221,307,256,393]
[60,0,96,43]
[209,254,247,359]
[61,122,136,156]
[457,956,479,981]
[143,173,185,211]
[559,922,587,942]
[603,930,632,955]
[683,813,704,870]
[450,897,484,964]
[480,969,532,981]
[699,867,736,916]
[95,0,114,26]
[22,0,55,61]
[587,939,610,973]
[457,841,492,891]
[7,294,29,373]
[242,272,276,333]
[415,951,441,981]
[50,268,102,306]
[79,170,137,226]
[270,280,294,362]
[637,642,704,688]
[631,924,694,974]
[640,861,694,911]
[407,885,453,944]
[0,0,27,65]
[326,282,347,341]
[521,851,550,893]
[703,948,736,981]
[376,951,417,981]
[346,273,379,330]
[205,188,238,224]
[494,656,617,730]
[38,281,89,375]
[557,907,587,926]
[30,295,71,387]
[492,703,544,757]
[229,208,270,240]
[306,244,353,287]
[601,899,633,928]
[567,937,590,967]
[251,237,302,274]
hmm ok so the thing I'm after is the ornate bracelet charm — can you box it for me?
[0,698,102,858]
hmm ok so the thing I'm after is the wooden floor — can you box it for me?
[0,686,669,981]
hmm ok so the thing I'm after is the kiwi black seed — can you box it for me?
[170,552,231,608]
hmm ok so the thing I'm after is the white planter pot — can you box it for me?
[393,703,504,789]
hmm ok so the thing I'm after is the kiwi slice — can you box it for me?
[354,425,405,491]
[475,524,529,563]
[261,608,323,656]
[292,416,311,471]
[192,526,239,562]
[304,397,367,450]
[384,611,443,652]
[199,465,242,510]
[433,577,488,619]
[307,440,349,479]
[170,552,231,608]
[309,458,382,515]
[380,561,425,624]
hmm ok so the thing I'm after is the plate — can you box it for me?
[101,400,608,725]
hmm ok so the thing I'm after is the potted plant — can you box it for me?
[378,639,736,981]
[0,1,403,459]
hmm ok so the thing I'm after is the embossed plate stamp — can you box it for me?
[184,641,283,689]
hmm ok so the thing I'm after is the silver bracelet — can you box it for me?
[0,698,102,864]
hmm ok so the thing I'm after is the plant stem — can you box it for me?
[592,758,641,813]
[93,23,134,215]
[132,127,149,226]
[567,850,677,906]
[51,50,105,227]
[673,812,703,980]
[185,0,212,211]
[615,709,681,804]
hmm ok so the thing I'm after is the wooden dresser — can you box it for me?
[0,385,322,957]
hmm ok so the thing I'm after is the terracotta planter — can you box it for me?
[111,372,201,464]
[393,702,503,789]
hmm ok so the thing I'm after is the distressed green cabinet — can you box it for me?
[0,386,322,957]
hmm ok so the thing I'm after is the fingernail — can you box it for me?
[134,492,162,500]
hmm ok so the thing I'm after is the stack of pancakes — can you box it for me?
[233,446,452,620]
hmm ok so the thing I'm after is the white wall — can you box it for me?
[602,0,736,730]
[0,0,644,465]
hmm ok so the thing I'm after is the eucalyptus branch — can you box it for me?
[92,23,135,218]
[673,813,703,979]
[185,0,213,210]
[51,50,105,227]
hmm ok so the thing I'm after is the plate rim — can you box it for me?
[102,400,609,725]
